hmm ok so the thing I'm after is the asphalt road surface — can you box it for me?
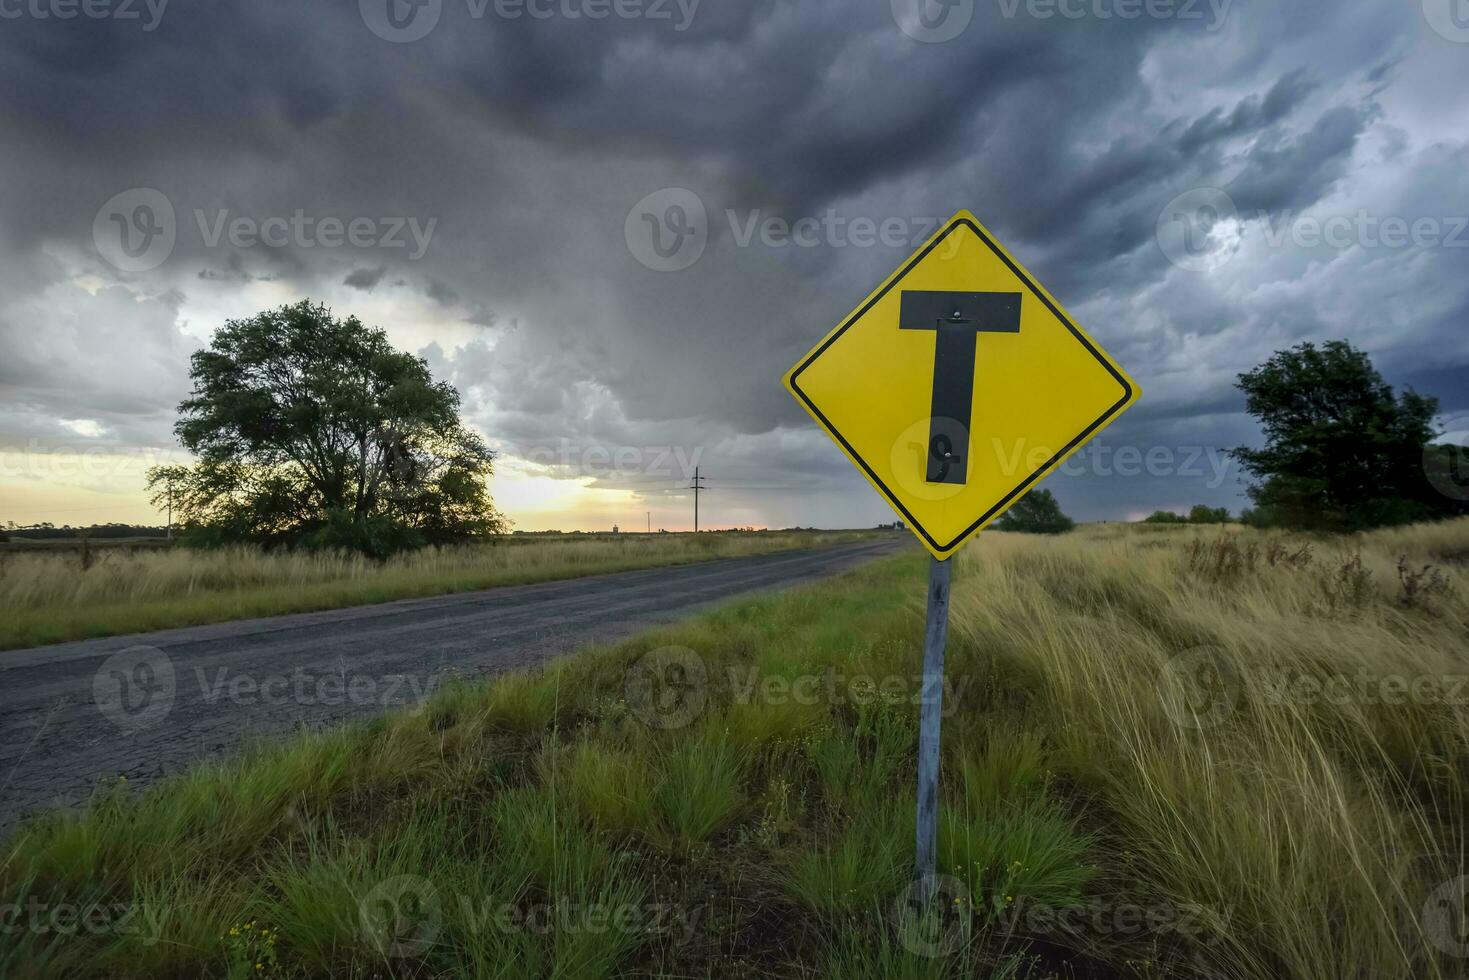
[0,537,909,831]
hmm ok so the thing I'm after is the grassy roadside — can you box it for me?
[0,531,879,650]
[2,520,1466,978]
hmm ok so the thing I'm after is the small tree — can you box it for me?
[1188,504,1230,524]
[148,301,505,556]
[1142,510,1185,524]
[1229,340,1460,531]
[994,487,1075,534]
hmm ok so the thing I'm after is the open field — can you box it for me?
[0,531,880,651]
[0,538,174,554]
[2,519,1466,978]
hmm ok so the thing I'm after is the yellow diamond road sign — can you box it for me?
[783,210,1140,560]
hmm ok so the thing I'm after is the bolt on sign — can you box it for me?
[783,209,1140,559]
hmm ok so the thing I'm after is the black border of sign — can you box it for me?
[788,216,1135,555]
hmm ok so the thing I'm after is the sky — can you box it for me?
[2,0,1467,532]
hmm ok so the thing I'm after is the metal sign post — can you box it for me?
[914,555,951,900]
[780,206,1141,907]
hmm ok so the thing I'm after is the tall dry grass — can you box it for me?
[0,531,874,649]
[3,518,1464,978]
[950,519,1469,980]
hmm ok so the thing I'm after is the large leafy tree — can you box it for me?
[1188,504,1231,524]
[148,301,505,555]
[1229,340,1463,530]
[994,487,1075,534]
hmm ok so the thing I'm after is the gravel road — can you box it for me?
[0,537,909,831]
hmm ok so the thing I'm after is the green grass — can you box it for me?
[549,741,658,835]
[2,519,1466,978]
[0,529,879,649]
[783,801,908,918]
[655,740,744,851]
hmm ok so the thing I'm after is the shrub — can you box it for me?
[994,488,1074,535]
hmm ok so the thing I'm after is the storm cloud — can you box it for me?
[2,0,1466,528]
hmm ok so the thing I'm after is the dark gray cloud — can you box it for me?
[1,0,1466,527]
[343,266,388,291]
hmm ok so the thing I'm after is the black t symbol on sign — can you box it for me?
[899,290,1022,485]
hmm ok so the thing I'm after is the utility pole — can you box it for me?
[646,511,651,534]
[688,466,707,532]
[165,473,173,541]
